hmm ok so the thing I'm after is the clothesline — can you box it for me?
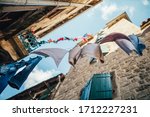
[0,32,146,93]
[69,33,146,66]
[38,34,93,44]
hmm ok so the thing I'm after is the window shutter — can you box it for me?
[80,80,92,100]
[89,73,112,100]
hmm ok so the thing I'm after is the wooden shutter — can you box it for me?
[89,73,112,100]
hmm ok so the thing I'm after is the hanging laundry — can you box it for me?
[48,39,53,43]
[8,56,42,90]
[81,43,104,63]
[38,41,48,46]
[100,32,130,44]
[68,45,82,67]
[128,34,146,56]
[82,38,88,42]
[0,60,26,93]
[83,33,88,37]
[46,34,93,44]
[83,33,93,38]
[115,39,137,55]
[73,38,78,41]
[31,48,68,67]
[64,37,71,40]
[56,37,64,43]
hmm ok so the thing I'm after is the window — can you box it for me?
[80,73,116,100]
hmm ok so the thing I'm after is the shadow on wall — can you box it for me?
[0,46,14,65]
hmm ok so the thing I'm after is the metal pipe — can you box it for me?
[0,0,89,7]
[0,6,44,13]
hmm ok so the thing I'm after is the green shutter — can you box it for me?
[89,73,112,100]
[80,73,113,100]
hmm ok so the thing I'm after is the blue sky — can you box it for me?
[0,0,150,99]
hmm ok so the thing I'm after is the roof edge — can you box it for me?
[106,12,131,28]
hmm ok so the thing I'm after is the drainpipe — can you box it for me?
[1,6,44,13]
[0,0,91,7]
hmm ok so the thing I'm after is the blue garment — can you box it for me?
[115,39,136,55]
[128,34,146,56]
[80,79,92,100]
[0,60,26,94]
[0,64,16,94]
[8,56,42,90]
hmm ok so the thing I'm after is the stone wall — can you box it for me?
[54,32,150,100]
[100,18,142,54]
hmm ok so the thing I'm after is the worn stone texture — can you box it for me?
[105,18,141,35]
[54,32,150,100]
[0,39,19,60]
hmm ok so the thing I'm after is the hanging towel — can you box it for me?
[31,48,68,67]
[128,34,146,56]
[8,56,42,90]
[115,39,137,55]
[81,43,104,63]
[100,32,130,44]
[68,45,81,66]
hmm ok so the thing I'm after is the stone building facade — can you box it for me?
[99,12,141,54]
[54,13,150,100]
[0,0,101,64]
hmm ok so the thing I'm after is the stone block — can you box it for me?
[127,75,138,79]
[128,82,139,90]
[139,72,149,79]
[121,92,134,100]
[145,77,150,83]
[136,89,150,99]
[146,67,150,71]
[135,85,149,92]
[138,80,145,84]
[138,96,150,100]
[133,68,140,73]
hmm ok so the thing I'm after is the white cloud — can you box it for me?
[100,4,118,20]
[142,0,149,5]
[128,6,135,16]
[86,3,102,17]
[121,6,135,16]
[85,2,118,19]
[23,67,60,89]
[86,9,95,17]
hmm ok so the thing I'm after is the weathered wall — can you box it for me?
[54,32,150,100]
[105,18,141,35]
[0,36,29,62]
[100,18,142,54]
[0,39,19,60]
